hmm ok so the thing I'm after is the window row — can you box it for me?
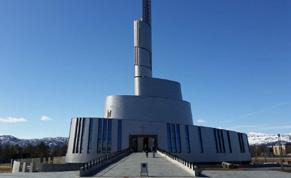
[168,125,204,154]
[72,118,85,154]
[198,127,204,153]
[213,129,226,153]
[96,119,112,154]
[117,120,122,151]
[72,118,116,154]
[238,133,245,153]
[167,123,182,153]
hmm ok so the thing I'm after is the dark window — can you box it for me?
[238,133,245,153]
[106,110,112,118]
[185,125,191,153]
[171,124,177,153]
[102,119,108,153]
[217,129,222,153]
[242,134,246,152]
[238,133,242,152]
[221,130,226,153]
[176,124,181,153]
[97,119,102,153]
[76,118,82,153]
[117,120,122,151]
[213,129,218,153]
[214,129,226,153]
[135,47,139,65]
[227,131,232,153]
[166,123,172,152]
[79,118,85,153]
[107,120,112,153]
[87,119,93,153]
[73,119,79,153]
[198,127,204,153]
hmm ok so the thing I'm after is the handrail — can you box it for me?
[158,148,203,176]
[80,148,131,177]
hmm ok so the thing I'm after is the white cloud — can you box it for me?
[40,115,52,121]
[196,119,206,123]
[0,117,27,124]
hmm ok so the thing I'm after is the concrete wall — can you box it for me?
[175,125,251,163]
[12,156,68,173]
[66,118,251,164]
[39,163,81,172]
[66,118,125,163]
[12,161,21,173]
[66,118,167,163]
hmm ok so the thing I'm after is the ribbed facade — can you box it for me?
[65,0,251,164]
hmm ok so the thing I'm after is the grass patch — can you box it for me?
[0,163,12,173]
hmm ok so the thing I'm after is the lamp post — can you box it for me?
[277,134,284,170]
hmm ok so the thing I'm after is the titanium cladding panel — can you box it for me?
[134,20,152,79]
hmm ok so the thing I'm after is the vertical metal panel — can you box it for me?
[67,119,73,153]
[176,124,181,153]
[72,119,79,153]
[134,2,152,95]
[238,133,242,152]
[213,129,218,153]
[237,133,245,153]
[221,130,226,153]
[185,125,191,153]
[217,129,222,153]
[242,134,246,152]
[97,119,103,153]
[171,124,177,153]
[166,123,172,152]
[227,131,232,153]
[107,119,112,153]
[142,0,151,25]
[79,118,85,153]
[198,127,204,153]
[239,133,245,153]
[87,118,93,154]
[117,120,122,151]
[75,118,82,153]
[102,119,108,153]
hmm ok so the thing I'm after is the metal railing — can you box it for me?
[80,148,131,177]
[158,148,203,176]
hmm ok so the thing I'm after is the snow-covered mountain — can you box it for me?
[247,132,291,145]
[1,133,291,147]
[0,135,68,148]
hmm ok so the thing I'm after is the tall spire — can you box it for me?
[134,0,152,95]
[142,0,151,26]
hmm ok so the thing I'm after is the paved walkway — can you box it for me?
[1,152,291,178]
[205,170,291,178]
[95,152,193,177]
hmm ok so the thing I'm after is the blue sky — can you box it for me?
[0,0,290,138]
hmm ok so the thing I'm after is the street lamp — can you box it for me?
[277,134,284,170]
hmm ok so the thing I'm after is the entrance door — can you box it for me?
[129,135,157,152]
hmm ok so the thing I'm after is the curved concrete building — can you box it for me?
[66,0,251,164]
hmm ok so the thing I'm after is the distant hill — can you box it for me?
[0,135,68,148]
[247,132,291,146]
[1,133,291,148]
